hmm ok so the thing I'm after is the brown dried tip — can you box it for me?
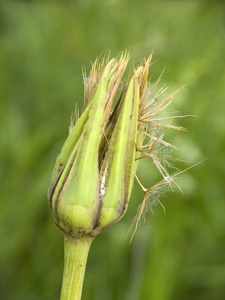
[128,55,188,240]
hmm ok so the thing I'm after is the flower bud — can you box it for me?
[48,54,151,238]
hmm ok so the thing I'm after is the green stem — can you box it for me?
[60,235,94,300]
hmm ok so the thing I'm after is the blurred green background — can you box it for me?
[1,1,225,299]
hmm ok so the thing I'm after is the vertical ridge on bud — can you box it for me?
[48,102,91,209]
[94,75,139,231]
[123,70,140,205]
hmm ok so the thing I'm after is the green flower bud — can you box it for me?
[48,54,150,238]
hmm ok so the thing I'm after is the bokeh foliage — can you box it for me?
[1,1,225,299]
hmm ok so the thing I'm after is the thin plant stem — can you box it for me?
[60,235,94,300]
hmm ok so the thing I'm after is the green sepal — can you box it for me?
[48,101,92,206]
[94,74,139,232]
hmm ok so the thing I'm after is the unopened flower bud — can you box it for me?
[48,54,149,238]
